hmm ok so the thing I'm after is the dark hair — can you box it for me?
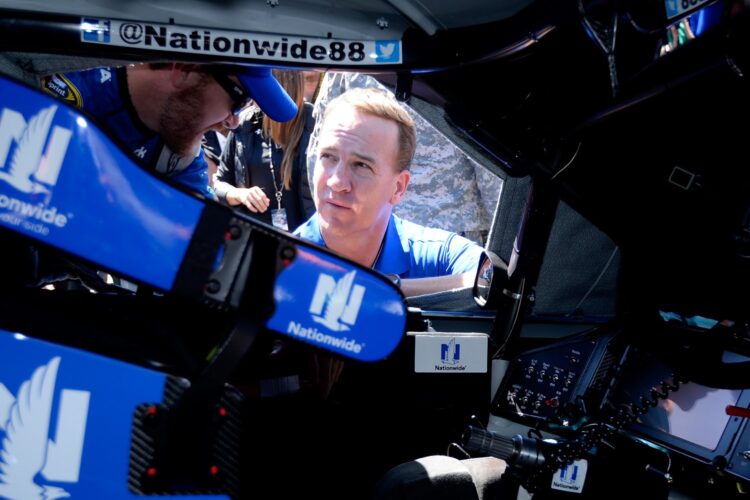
[262,70,305,189]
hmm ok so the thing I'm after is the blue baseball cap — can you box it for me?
[236,67,298,122]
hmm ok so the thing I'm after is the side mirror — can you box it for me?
[473,250,508,309]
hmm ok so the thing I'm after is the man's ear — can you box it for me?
[390,170,411,204]
[169,63,201,89]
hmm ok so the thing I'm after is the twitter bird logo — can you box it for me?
[375,41,400,63]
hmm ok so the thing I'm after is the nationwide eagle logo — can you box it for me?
[0,105,71,195]
[309,271,365,332]
[0,357,90,499]
[440,338,460,365]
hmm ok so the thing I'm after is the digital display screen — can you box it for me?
[644,383,740,450]
[611,352,741,452]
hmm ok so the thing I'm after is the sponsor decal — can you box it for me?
[664,0,712,19]
[309,271,364,332]
[284,271,366,353]
[551,459,587,493]
[277,269,368,355]
[435,337,466,371]
[414,334,488,373]
[0,75,204,290]
[0,331,229,498]
[99,68,112,84]
[80,18,403,65]
[41,74,83,108]
[266,247,405,362]
[287,322,363,354]
[374,40,400,63]
[81,18,111,43]
[0,357,90,498]
[0,105,72,235]
[441,338,461,365]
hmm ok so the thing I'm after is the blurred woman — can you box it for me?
[214,69,315,231]
[302,70,324,102]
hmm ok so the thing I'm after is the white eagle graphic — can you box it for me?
[443,338,459,365]
[0,357,70,499]
[312,270,357,332]
[0,105,58,194]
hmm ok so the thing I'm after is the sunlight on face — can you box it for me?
[314,106,409,238]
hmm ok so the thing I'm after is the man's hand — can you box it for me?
[226,186,271,213]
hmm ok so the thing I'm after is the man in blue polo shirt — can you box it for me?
[41,63,297,197]
[294,87,484,297]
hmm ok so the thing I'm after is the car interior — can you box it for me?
[0,0,748,499]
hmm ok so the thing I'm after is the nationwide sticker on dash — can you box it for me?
[413,334,488,373]
[80,18,403,65]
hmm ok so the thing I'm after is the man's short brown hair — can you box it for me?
[324,87,416,172]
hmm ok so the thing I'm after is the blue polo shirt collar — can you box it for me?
[297,212,325,245]
[374,214,410,276]
[297,213,410,276]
